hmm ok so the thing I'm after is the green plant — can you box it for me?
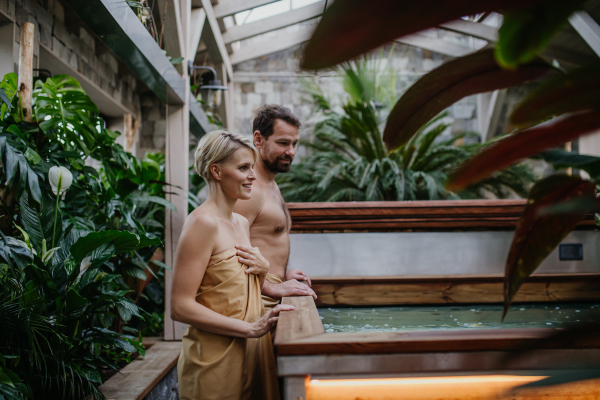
[0,72,174,398]
[279,57,535,202]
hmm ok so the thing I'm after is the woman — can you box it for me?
[171,130,292,400]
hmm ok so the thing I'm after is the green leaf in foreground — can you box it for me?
[503,175,595,320]
[496,1,588,68]
[382,49,552,150]
[71,230,161,263]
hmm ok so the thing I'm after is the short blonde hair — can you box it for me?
[194,130,257,185]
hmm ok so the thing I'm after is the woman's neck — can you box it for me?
[205,186,237,221]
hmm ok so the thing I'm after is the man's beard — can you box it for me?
[263,154,293,173]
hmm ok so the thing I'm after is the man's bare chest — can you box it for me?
[256,195,290,235]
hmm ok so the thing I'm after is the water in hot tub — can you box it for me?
[318,303,600,333]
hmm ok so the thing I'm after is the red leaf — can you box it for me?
[502,175,595,320]
[382,49,552,150]
[301,0,546,70]
[446,110,600,192]
[510,63,600,128]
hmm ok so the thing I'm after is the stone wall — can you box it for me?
[0,0,144,153]
[232,42,480,152]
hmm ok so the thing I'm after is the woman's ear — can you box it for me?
[210,164,221,181]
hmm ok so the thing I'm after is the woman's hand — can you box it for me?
[248,304,294,338]
[236,244,269,276]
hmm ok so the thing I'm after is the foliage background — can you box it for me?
[279,55,536,202]
[0,72,172,399]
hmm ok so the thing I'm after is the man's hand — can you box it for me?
[285,269,311,287]
[263,279,317,300]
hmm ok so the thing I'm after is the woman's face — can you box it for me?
[212,147,256,200]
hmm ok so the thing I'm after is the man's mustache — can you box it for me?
[278,155,293,161]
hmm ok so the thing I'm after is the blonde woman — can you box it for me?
[171,130,292,400]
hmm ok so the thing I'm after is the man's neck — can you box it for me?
[254,155,277,183]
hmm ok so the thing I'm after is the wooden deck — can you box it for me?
[100,341,182,400]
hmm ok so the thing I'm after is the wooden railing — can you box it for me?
[287,200,597,232]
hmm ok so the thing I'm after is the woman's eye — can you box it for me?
[240,166,247,171]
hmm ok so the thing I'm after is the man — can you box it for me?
[233,105,316,309]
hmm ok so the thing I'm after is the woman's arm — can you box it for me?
[170,213,282,338]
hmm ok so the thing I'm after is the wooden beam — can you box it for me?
[157,0,185,60]
[277,328,600,356]
[231,26,313,64]
[18,22,34,122]
[286,199,597,231]
[439,19,498,42]
[200,0,233,79]
[223,1,323,44]
[213,0,279,19]
[188,8,206,60]
[396,33,477,57]
[311,273,600,307]
[569,11,600,58]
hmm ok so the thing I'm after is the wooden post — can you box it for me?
[18,22,34,122]
[164,0,192,341]
[124,113,139,154]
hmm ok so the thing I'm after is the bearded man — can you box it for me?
[233,105,316,309]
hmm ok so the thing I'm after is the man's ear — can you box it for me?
[253,130,264,149]
[209,164,221,181]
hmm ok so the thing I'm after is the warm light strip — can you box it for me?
[309,375,546,387]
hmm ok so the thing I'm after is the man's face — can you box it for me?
[256,119,299,173]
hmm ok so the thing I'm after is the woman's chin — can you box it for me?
[238,192,252,200]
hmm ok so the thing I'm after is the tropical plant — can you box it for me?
[278,57,535,202]
[300,0,600,387]
[0,72,174,399]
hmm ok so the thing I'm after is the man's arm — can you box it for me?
[263,278,317,300]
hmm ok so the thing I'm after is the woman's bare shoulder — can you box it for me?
[185,207,219,233]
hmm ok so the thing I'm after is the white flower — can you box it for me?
[48,166,73,197]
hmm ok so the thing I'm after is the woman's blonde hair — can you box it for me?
[194,130,257,185]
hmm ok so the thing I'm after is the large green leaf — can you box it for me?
[446,111,600,192]
[540,149,600,180]
[503,175,595,320]
[0,73,17,120]
[19,193,61,251]
[511,63,600,127]
[0,136,42,203]
[33,75,99,155]
[301,0,546,70]
[496,1,588,68]
[382,49,552,150]
[71,230,161,263]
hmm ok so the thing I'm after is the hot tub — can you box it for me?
[276,201,600,400]
[274,297,600,400]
